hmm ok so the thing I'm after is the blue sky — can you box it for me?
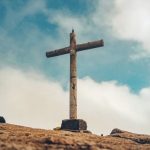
[0,0,150,134]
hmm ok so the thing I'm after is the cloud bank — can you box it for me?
[0,67,150,135]
[109,0,150,56]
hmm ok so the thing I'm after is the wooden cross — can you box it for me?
[46,30,104,120]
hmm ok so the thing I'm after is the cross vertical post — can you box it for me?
[70,29,77,119]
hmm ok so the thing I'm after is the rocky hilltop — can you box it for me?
[0,123,150,150]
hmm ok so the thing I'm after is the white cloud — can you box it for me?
[46,9,95,44]
[0,67,150,135]
[109,0,150,54]
[48,11,83,33]
[0,67,68,128]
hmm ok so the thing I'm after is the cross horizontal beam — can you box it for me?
[46,39,104,58]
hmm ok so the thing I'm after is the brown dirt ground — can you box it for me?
[0,123,150,150]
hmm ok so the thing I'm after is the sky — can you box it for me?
[0,0,150,135]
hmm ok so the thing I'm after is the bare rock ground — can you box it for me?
[0,123,150,150]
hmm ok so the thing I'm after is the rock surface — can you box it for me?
[0,124,150,150]
[0,116,6,123]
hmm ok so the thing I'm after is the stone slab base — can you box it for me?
[61,119,87,131]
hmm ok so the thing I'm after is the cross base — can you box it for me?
[61,119,87,131]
